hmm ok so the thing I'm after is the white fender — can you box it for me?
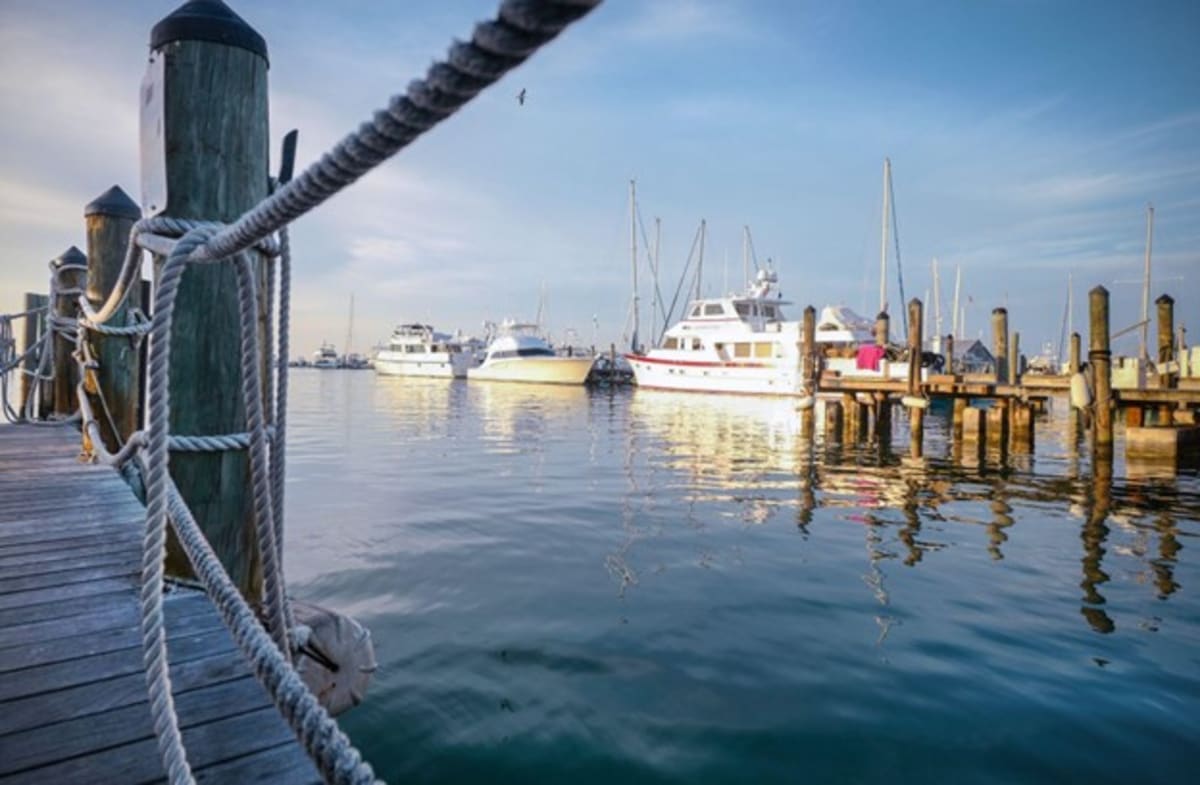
[1070,371,1092,410]
[901,395,928,410]
[292,600,378,716]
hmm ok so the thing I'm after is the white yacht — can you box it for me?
[374,324,476,378]
[312,342,340,369]
[468,320,594,385]
[626,270,916,396]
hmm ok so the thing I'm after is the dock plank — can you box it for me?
[0,424,322,784]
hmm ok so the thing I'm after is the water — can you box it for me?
[283,371,1200,784]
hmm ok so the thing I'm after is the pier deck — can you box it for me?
[0,424,319,784]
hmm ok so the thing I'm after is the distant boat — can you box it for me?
[469,320,594,385]
[374,323,476,378]
[312,342,339,369]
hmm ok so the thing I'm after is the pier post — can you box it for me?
[1089,286,1113,454]
[1067,331,1082,439]
[952,396,966,440]
[18,293,49,415]
[84,186,142,451]
[799,306,816,439]
[907,299,924,458]
[1068,332,1081,374]
[960,406,986,466]
[1156,294,1175,424]
[945,334,954,375]
[824,399,843,442]
[1009,331,1020,386]
[986,404,1009,461]
[149,1,271,596]
[874,311,889,377]
[875,392,891,445]
[991,308,1008,385]
[52,246,88,418]
[1011,402,1034,453]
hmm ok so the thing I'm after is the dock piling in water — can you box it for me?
[1089,286,1113,454]
[51,246,87,419]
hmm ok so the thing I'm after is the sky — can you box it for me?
[1,0,1198,361]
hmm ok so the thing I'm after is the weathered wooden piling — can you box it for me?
[986,404,1009,460]
[1157,294,1175,424]
[906,299,924,458]
[84,186,142,451]
[799,306,816,439]
[960,406,986,465]
[992,308,1008,384]
[824,399,843,441]
[1008,331,1020,385]
[17,293,49,415]
[945,334,954,374]
[1011,401,1034,453]
[51,246,88,418]
[1089,286,1113,453]
[1068,332,1081,374]
[1067,331,1082,438]
[952,396,966,440]
[150,1,270,596]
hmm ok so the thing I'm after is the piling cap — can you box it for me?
[1156,293,1174,306]
[84,185,141,220]
[151,0,268,62]
[53,246,87,269]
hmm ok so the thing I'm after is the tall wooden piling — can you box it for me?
[18,293,49,415]
[824,399,843,442]
[799,306,816,439]
[150,1,270,597]
[1089,286,1113,453]
[945,334,954,374]
[991,308,1008,384]
[84,186,142,451]
[1068,332,1081,374]
[1156,294,1175,424]
[1009,331,1020,385]
[907,299,924,458]
[51,246,88,418]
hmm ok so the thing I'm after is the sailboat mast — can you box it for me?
[651,216,661,346]
[932,258,942,354]
[923,288,930,347]
[879,158,891,316]
[344,293,355,357]
[1141,203,1154,362]
[695,218,707,301]
[742,225,750,288]
[952,264,962,339]
[630,179,639,352]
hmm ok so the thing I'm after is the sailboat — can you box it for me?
[341,294,370,369]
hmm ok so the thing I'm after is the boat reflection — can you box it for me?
[624,389,1194,634]
[471,381,589,455]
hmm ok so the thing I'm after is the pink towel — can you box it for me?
[856,344,885,371]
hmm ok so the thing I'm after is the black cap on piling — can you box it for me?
[53,246,88,269]
[150,0,268,62]
[85,185,141,220]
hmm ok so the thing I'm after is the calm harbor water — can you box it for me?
[283,370,1200,784]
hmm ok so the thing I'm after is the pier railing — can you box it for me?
[0,1,601,783]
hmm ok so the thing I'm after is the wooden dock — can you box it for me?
[0,424,319,784]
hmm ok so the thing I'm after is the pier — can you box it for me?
[0,425,320,783]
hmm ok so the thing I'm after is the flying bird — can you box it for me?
[517,88,526,106]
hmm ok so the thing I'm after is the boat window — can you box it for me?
[691,337,702,351]
[735,303,750,317]
[754,342,774,358]
[703,303,724,316]
[733,342,751,358]
[663,337,678,350]
[690,305,702,317]
[763,305,778,320]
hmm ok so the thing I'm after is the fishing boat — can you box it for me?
[312,342,340,369]
[468,320,594,385]
[374,323,476,378]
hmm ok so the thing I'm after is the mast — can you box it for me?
[952,264,962,340]
[742,225,750,288]
[651,216,661,345]
[629,179,639,353]
[879,157,891,315]
[1141,203,1154,362]
[931,258,942,355]
[344,293,355,358]
[695,218,707,301]
[923,288,930,347]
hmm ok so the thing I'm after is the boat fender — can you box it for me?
[901,395,928,410]
[1069,371,1092,410]
[292,600,378,716]
[855,392,874,405]
[796,395,815,410]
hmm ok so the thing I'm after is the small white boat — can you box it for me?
[312,343,340,369]
[468,320,594,385]
[374,324,476,379]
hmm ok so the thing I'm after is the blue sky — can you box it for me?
[1,0,1197,359]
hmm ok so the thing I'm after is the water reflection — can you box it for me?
[625,387,1196,635]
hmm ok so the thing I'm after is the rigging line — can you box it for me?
[746,228,761,274]
[1057,287,1070,364]
[661,222,703,345]
[635,206,669,325]
[888,166,908,341]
